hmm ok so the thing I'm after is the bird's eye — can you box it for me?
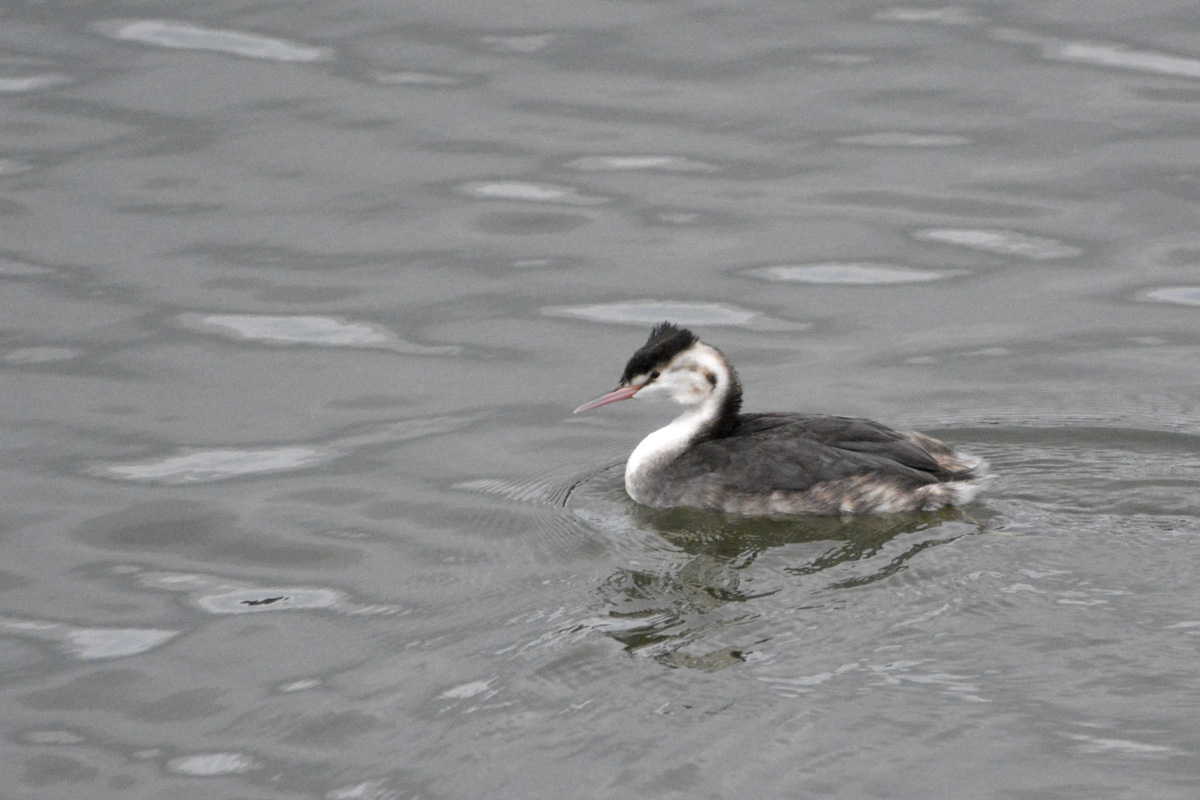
[649,370,660,380]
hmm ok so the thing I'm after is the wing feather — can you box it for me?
[659,414,949,498]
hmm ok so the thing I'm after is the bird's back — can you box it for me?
[637,412,986,515]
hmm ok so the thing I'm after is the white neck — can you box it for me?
[624,388,725,505]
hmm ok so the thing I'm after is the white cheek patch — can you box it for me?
[631,343,727,405]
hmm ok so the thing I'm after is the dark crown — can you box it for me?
[619,321,698,384]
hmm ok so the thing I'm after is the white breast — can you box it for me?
[624,404,713,504]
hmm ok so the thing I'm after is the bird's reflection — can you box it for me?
[598,504,965,668]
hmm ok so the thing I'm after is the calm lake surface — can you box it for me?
[4,2,1200,797]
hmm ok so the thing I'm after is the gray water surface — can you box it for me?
[4,2,1200,798]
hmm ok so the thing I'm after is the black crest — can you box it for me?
[620,321,698,384]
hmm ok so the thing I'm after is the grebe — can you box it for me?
[574,322,989,515]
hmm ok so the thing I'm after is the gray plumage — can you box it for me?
[636,413,984,514]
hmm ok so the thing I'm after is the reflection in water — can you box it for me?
[596,502,966,668]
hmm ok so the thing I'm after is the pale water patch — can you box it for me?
[101,413,475,485]
[327,780,397,800]
[1062,733,1181,757]
[650,211,709,225]
[837,132,971,147]
[460,181,609,205]
[915,228,1083,260]
[373,71,471,87]
[0,157,33,176]
[811,53,877,66]
[0,74,71,93]
[184,313,385,345]
[991,28,1200,81]
[566,156,719,173]
[875,6,985,25]
[1142,286,1200,307]
[746,263,963,285]
[543,300,804,330]
[480,34,554,53]
[20,730,87,745]
[65,628,179,659]
[0,618,178,660]
[178,313,458,354]
[95,20,334,62]
[100,446,330,483]
[756,671,837,696]
[166,752,259,776]
[438,678,497,700]
[2,346,81,364]
[1053,42,1200,79]
[0,256,54,277]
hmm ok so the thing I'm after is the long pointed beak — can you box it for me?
[573,384,641,414]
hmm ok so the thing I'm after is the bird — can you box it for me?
[574,322,989,515]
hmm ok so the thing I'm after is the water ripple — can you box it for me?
[915,228,1083,260]
[480,34,554,54]
[837,132,971,147]
[100,446,331,484]
[0,157,34,176]
[1051,42,1200,79]
[993,28,1200,80]
[2,346,81,365]
[19,729,87,745]
[128,569,402,617]
[373,71,474,87]
[97,413,475,485]
[746,263,964,285]
[1061,733,1181,758]
[95,20,334,63]
[437,677,498,701]
[1143,286,1200,307]
[460,181,609,205]
[566,155,719,173]
[0,74,71,93]
[543,300,804,330]
[178,313,458,354]
[328,779,400,800]
[196,588,343,615]
[876,7,984,25]
[166,752,259,776]
[0,255,55,277]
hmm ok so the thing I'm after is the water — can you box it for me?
[3,2,1200,797]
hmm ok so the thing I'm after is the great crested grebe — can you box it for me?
[574,322,989,515]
